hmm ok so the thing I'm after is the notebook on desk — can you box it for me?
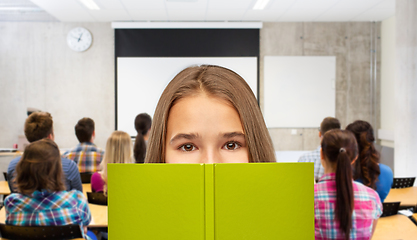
[108,163,314,240]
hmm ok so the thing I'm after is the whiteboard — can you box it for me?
[264,56,336,128]
[117,57,258,136]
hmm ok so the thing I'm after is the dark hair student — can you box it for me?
[315,129,382,240]
[346,120,393,202]
[134,113,152,163]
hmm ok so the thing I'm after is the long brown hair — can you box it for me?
[145,65,276,163]
[321,129,358,240]
[346,120,380,190]
[16,139,65,195]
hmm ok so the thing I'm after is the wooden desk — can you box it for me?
[0,203,107,228]
[372,214,417,240]
[384,187,417,207]
[83,183,91,196]
[0,183,92,197]
[0,181,10,195]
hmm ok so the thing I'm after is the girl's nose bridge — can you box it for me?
[201,147,221,163]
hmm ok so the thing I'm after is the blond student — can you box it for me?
[91,131,134,194]
[145,65,276,164]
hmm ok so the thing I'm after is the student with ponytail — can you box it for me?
[346,120,393,202]
[315,129,382,240]
[133,113,152,163]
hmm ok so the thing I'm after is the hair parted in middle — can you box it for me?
[16,138,65,195]
[321,129,358,240]
[100,131,134,194]
[145,65,276,163]
[75,117,95,143]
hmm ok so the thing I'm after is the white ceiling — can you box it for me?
[0,0,57,21]
[29,0,395,22]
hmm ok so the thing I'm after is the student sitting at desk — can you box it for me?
[63,117,105,173]
[7,112,82,193]
[91,131,134,194]
[346,120,393,202]
[315,129,382,240]
[4,139,95,240]
[145,65,276,164]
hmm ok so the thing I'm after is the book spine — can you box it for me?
[204,164,215,240]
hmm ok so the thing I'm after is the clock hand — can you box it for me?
[77,33,83,42]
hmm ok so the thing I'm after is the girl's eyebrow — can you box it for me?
[170,133,199,144]
[222,132,245,138]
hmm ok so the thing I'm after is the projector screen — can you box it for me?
[117,57,258,136]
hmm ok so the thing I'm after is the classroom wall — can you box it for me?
[0,22,381,152]
[380,16,395,148]
[0,22,114,150]
[260,22,381,151]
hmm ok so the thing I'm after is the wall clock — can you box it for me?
[67,27,92,52]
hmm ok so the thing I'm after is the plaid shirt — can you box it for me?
[315,173,382,240]
[298,146,324,182]
[63,142,104,173]
[4,190,91,238]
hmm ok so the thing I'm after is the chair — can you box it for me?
[0,223,83,240]
[392,177,416,189]
[381,202,401,217]
[87,192,108,206]
[80,173,93,184]
[3,172,7,181]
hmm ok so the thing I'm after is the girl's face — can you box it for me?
[165,94,249,163]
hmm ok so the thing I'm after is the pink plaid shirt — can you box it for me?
[315,173,382,240]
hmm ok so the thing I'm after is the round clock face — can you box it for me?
[67,27,92,52]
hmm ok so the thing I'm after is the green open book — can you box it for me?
[108,163,314,239]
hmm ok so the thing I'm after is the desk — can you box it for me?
[0,181,9,195]
[0,203,107,228]
[0,182,92,197]
[384,187,417,207]
[372,214,417,240]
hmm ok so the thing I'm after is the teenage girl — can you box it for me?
[144,65,276,163]
[315,129,382,240]
[5,139,95,240]
[346,120,393,202]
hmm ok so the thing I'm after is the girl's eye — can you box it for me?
[223,142,240,150]
[179,144,196,152]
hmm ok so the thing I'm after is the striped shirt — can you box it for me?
[315,173,382,240]
[5,190,91,239]
[63,142,104,173]
[298,146,324,182]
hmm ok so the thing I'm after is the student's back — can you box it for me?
[4,139,92,239]
[314,129,382,240]
[346,120,393,202]
[7,112,82,193]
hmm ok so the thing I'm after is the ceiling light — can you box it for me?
[253,0,270,10]
[79,0,100,10]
